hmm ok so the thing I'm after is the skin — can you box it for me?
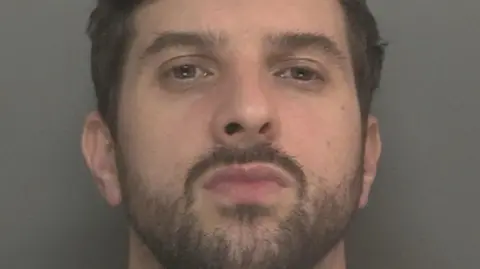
[81,0,382,268]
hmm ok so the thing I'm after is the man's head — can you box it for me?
[82,0,386,268]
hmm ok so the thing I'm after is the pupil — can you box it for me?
[175,65,196,78]
[293,68,310,80]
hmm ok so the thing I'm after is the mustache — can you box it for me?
[184,143,306,199]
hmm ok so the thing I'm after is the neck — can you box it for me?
[127,229,347,269]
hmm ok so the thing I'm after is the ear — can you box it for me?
[358,115,382,209]
[81,111,122,206]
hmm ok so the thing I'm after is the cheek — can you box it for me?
[280,94,362,186]
[116,86,212,192]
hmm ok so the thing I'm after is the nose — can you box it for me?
[210,79,280,147]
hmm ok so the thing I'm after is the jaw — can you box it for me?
[127,226,348,269]
[128,228,162,269]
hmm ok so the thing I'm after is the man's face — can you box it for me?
[83,0,381,268]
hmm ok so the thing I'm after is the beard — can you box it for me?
[116,143,364,269]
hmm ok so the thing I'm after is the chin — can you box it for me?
[207,220,284,263]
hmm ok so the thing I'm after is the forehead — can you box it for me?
[132,0,349,53]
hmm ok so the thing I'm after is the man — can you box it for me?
[81,0,386,268]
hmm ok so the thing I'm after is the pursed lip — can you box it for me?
[202,163,292,190]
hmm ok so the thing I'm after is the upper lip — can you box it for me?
[202,164,292,189]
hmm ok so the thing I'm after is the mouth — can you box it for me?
[202,163,293,205]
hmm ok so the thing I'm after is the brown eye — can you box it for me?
[157,60,217,93]
[171,64,204,80]
[276,66,324,82]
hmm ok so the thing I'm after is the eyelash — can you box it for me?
[156,57,328,91]
[161,64,214,81]
[161,65,324,81]
[274,66,326,82]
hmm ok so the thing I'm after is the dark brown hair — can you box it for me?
[87,0,387,135]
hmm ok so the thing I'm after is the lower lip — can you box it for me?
[204,179,284,204]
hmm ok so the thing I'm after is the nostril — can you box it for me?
[259,122,271,134]
[224,122,243,135]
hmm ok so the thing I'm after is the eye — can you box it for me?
[156,56,218,92]
[275,66,324,82]
[168,64,212,80]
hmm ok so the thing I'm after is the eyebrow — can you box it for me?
[141,31,223,59]
[265,32,347,63]
[140,31,347,65]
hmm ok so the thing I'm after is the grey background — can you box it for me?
[1,0,479,268]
